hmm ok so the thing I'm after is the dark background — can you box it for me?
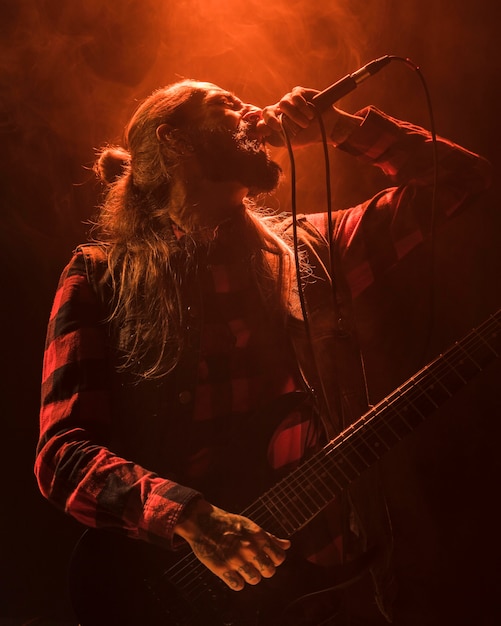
[1,0,500,623]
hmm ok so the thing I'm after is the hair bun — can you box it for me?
[95,147,130,184]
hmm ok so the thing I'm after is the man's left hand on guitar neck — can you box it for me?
[174,498,291,590]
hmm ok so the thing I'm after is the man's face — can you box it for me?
[182,83,282,195]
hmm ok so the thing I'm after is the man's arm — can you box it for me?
[35,250,290,589]
[261,86,491,298]
[35,251,202,549]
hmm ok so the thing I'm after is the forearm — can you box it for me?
[35,251,200,548]
[36,427,200,548]
[335,106,492,194]
[306,108,492,301]
[327,106,364,147]
[263,85,491,199]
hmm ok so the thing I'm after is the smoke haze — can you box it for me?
[1,0,499,621]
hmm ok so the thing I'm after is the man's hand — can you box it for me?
[174,499,291,590]
[259,86,363,148]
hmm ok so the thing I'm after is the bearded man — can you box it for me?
[35,80,491,625]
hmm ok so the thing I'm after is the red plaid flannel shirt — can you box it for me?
[35,107,491,551]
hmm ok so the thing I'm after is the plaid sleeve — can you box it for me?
[35,251,201,549]
[308,107,492,298]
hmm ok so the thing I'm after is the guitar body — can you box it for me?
[69,528,347,626]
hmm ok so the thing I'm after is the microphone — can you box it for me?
[262,56,393,147]
[311,55,393,111]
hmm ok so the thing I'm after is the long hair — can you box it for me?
[92,80,298,379]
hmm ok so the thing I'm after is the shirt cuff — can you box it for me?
[140,480,203,550]
[335,106,402,162]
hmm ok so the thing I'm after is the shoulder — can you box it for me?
[65,244,114,311]
[75,243,109,266]
[72,243,110,282]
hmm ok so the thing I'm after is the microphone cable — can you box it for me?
[280,54,439,413]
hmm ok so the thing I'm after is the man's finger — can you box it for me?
[261,536,290,566]
[221,569,245,591]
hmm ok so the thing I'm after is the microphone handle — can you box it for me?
[312,55,392,111]
[311,75,358,111]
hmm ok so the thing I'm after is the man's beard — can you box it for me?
[184,124,282,195]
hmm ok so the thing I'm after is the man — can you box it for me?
[35,80,491,625]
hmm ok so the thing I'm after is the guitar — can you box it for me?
[69,309,501,626]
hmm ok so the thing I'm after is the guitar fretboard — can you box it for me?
[246,310,501,537]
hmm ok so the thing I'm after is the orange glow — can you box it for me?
[2,0,497,228]
[2,2,500,621]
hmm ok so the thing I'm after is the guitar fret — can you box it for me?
[429,361,464,397]
[362,417,387,452]
[440,352,468,384]
[338,442,372,474]
[311,458,344,494]
[361,408,394,452]
[369,428,392,453]
[325,442,362,482]
[415,383,440,409]
[403,392,435,424]
[340,418,377,474]
[384,409,413,440]
[357,418,391,457]
[426,371,452,398]
[374,420,403,448]
[258,492,298,535]
[456,341,483,373]
[471,327,500,357]
[302,472,335,506]
[296,469,336,502]
[375,399,408,443]
[284,471,325,516]
[259,451,347,536]
[269,486,309,528]
[293,472,330,511]
[246,503,288,538]
[287,479,315,510]
[280,488,316,524]
[267,475,320,529]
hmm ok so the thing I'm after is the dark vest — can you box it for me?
[78,215,368,466]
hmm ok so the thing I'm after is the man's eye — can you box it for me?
[221,98,242,110]
[210,96,242,111]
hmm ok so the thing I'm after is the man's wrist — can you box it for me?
[174,497,211,540]
[329,109,364,147]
